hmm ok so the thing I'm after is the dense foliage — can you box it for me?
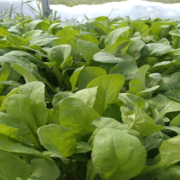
[1,14,180,180]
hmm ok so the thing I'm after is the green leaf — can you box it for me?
[71,87,98,108]
[92,128,146,180]
[78,66,107,90]
[0,27,10,38]
[18,82,48,127]
[6,34,28,46]
[0,55,38,82]
[86,160,101,180]
[120,105,163,137]
[24,30,43,39]
[170,114,180,127]
[70,66,85,92]
[149,94,180,117]
[87,74,125,115]
[77,34,98,44]
[38,124,77,158]
[157,166,180,180]
[109,60,138,81]
[47,45,71,66]
[56,29,79,38]
[77,39,100,63]
[4,50,47,69]
[11,63,37,82]
[75,142,92,153]
[126,39,145,60]
[132,22,149,35]
[103,39,131,54]
[0,63,11,94]
[145,43,172,56]
[59,97,100,141]
[0,112,35,146]
[0,150,31,180]
[0,134,48,160]
[29,33,58,47]
[105,27,130,45]
[0,124,19,141]
[92,117,128,131]
[26,20,48,31]
[93,52,124,63]
[28,159,60,180]
[143,134,180,174]
[4,94,38,134]
[169,29,180,49]
[128,65,149,94]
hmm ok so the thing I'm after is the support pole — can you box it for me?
[41,0,51,17]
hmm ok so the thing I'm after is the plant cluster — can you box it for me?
[1,14,180,180]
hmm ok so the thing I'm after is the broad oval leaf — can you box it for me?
[28,159,60,180]
[92,128,146,180]
[77,39,100,63]
[48,44,71,66]
[38,124,77,158]
[105,26,130,45]
[93,52,124,64]
[0,150,31,180]
[87,74,125,115]
[18,82,48,127]
[59,97,100,141]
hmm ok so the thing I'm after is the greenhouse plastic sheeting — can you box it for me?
[1,0,180,21]
[0,0,38,18]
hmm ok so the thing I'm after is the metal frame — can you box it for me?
[41,0,51,17]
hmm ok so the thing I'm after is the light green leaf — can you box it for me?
[170,114,180,127]
[0,27,10,38]
[109,60,138,81]
[149,94,180,117]
[56,29,79,38]
[127,39,145,60]
[18,82,48,127]
[105,27,130,45]
[87,75,125,115]
[0,150,31,180]
[4,50,47,69]
[70,66,85,92]
[47,45,71,66]
[78,66,107,90]
[0,63,11,94]
[75,142,92,153]
[157,166,180,180]
[6,34,28,46]
[77,34,98,44]
[128,65,149,94]
[71,87,98,108]
[4,94,38,134]
[0,134,48,160]
[143,134,180,174]
[59,97,100,141]
[93,52,124,63]
[28,159,60,180]
[92,128,146,180]
[86,160,101,180]
[120,106,163,137]
[29,33,58,47]
[145,43,172,56]
[24,30,43,39]
[38,124,77,158]
[0,112,35,146]
[103,39,131,54]
[77,39,100,63]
